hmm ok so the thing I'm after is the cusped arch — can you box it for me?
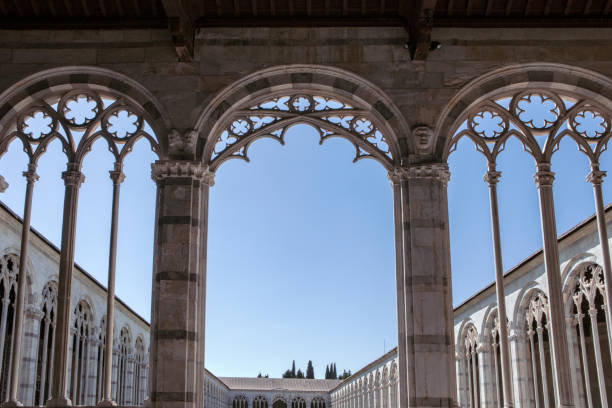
[438,63,612,160]
[196,65,410,171]
[0,66,172,161]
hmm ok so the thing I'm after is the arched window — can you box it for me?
[69,300,92,405]
[381,367,389,408]
[462,324,480,408]
[291,396,306,408]
[116,327,132,405]
[0,254,19,401]
[569,264,612,407]
[311,396,326,408]
[272,398,287,408]
[34,283,57,405]
[524,291,554,407]
[253,395,268,408]
[95,316,106,404]
[232,395,248,408]
[133,336,146,405]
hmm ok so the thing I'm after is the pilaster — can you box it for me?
[390,163,455,408]
[149,160,214,408]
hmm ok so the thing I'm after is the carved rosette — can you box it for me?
[151,160,215,186]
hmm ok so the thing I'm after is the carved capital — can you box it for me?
[408,163,450,186]
[61,170,85,187]
[25,306,44,321]
[586,169,606,185]
[483,170,501,186]
[109,171,126,185]
[23,163,39,184]
[0,175,8,192]
[534,163,555,187]
[168,129,198,157]
[151,160,215,186]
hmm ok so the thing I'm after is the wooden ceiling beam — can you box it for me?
[402,0,438,60]
[161,0,196,61]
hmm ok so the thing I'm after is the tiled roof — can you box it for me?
[218,377,342,392]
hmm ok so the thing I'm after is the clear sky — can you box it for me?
[1,118,612,379]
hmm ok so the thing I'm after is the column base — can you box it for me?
[1,399,23,407]
[46,397,72,407]
[142,397,151,408]
[97,399,117,407]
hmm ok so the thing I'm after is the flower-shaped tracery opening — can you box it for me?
[514,93,561,129]
[61,94,101,126]
[104,108,142,140]
[3,89,160,164]
[469,110,507,139]
[20,109,56,140]
[571,109,609,140]
[210,92,394,167]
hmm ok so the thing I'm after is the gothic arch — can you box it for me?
[0,66,171,161]
[512,282,543,325]
[195,65,410,171]
[480,302,499,337]
[438,63,612,160]
[562,258,600,317]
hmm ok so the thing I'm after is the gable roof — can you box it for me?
[219,377,342,393]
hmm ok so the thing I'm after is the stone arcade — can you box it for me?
[1,1,612,407]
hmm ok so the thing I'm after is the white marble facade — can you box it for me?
[0,202,150,406]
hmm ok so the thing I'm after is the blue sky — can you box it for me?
[1,119,612,379]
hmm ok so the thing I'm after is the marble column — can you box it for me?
[148,161,214,408]
[48,164,84,407]
[586,165,612,362]
[4,163,38,407]
[99,165,125,407]
[483,166,514,408]
[533,163,574,408]
[391,163,455,407]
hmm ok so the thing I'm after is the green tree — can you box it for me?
[325,365,330,379]
[282,369,292,378]
[296,369,304,379]
[338,370,352,380]
[292,360,296,377]
[306,361,315,379]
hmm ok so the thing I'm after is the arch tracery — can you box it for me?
[197,65,409,171]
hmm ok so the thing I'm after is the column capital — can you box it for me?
[388,163,450,186]
[61,170,85,187]
[586,169,606,185]
[151,160,215,186]
[109,162,125,185]
[483,170,501,186]
[23,163,39,183]
[25,305,44,321]
[534,163,555,187]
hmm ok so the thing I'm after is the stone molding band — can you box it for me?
[388,163,450,185]
[151,160,215,186]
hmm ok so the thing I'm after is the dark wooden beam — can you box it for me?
[215,0,222,15]
[161,0,196,61]
[434,15,612,25]
[402,0,438,61]
[196,15,407,26]
[485,0,493,16]
[380,0,386,14]
[0,17,167,28]
[605,0,612,14]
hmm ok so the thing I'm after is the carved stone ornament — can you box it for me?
[151,160,215,186]
[408,163,451,185]
[586,168,606,185]
[388,163,450,185]
[61,170,85,187]
[168,129,197,157]
[0,175,7,192]
[413,125,434,152]
[534,163,555,187]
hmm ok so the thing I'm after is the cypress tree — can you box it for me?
[291,360,296,378]
[325,365,330,379]
[306,361,315,379]
[296,369,304,379]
